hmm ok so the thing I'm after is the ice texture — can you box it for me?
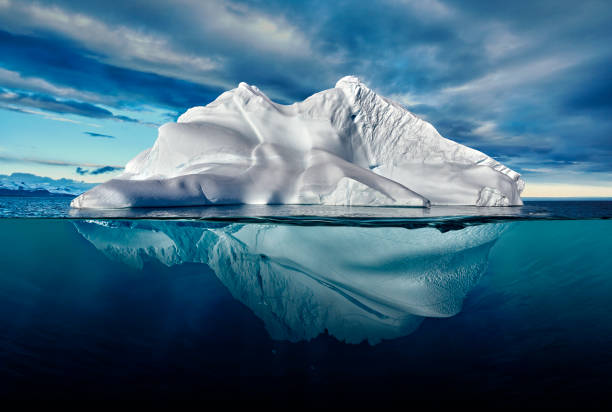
[73,220,508,344]
[71,76,524,208]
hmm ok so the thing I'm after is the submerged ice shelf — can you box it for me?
[72,76,524,209]
[74,220,508,344]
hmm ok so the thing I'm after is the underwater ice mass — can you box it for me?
[72,76,524,209]
[74,220,507,344]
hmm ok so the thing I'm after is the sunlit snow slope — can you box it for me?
[72,76,524,208]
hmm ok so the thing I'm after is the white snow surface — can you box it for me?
[72,76,524,208]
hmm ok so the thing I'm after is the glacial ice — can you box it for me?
[71,76,524,208]
[73,220,508,344]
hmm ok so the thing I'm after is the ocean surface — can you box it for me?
[1,197,612,405]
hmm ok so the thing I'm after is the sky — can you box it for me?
[0,0,611,196]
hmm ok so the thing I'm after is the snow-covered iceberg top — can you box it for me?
[72,76,524,208]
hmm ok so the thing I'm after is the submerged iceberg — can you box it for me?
[72,76,524,208]
[73,220,508,344]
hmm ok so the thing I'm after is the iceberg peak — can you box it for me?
[335,75,364,89]
[237,81,260,94]
[72,76,524,209]
[334,75,372,102]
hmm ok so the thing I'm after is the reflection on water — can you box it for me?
[74,220,508,344]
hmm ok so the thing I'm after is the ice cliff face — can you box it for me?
[73,220,508,344]
[72,76,524,208]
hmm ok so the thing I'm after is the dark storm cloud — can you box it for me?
[0,0,611,180]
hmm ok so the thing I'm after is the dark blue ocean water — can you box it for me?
[1,198,612,405]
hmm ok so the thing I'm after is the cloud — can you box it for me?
[84,131,115,139]
[0,1,219,84]
[0,66,104,103]
[0,154,123,170]
[0,0,320,96]
[0,30,226,111]
[0,0,611,184]
[1,89,113,117]
[75,165,121,175]
[0,87,140,122]
[0,105,103,127]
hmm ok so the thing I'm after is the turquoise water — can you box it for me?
[0,200,611,404]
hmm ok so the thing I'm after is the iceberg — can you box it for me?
[73,220,508,344]
[71,76,524,208]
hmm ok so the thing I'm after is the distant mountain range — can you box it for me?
[0,173,96,197]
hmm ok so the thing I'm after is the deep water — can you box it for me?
[1,202,612,405]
